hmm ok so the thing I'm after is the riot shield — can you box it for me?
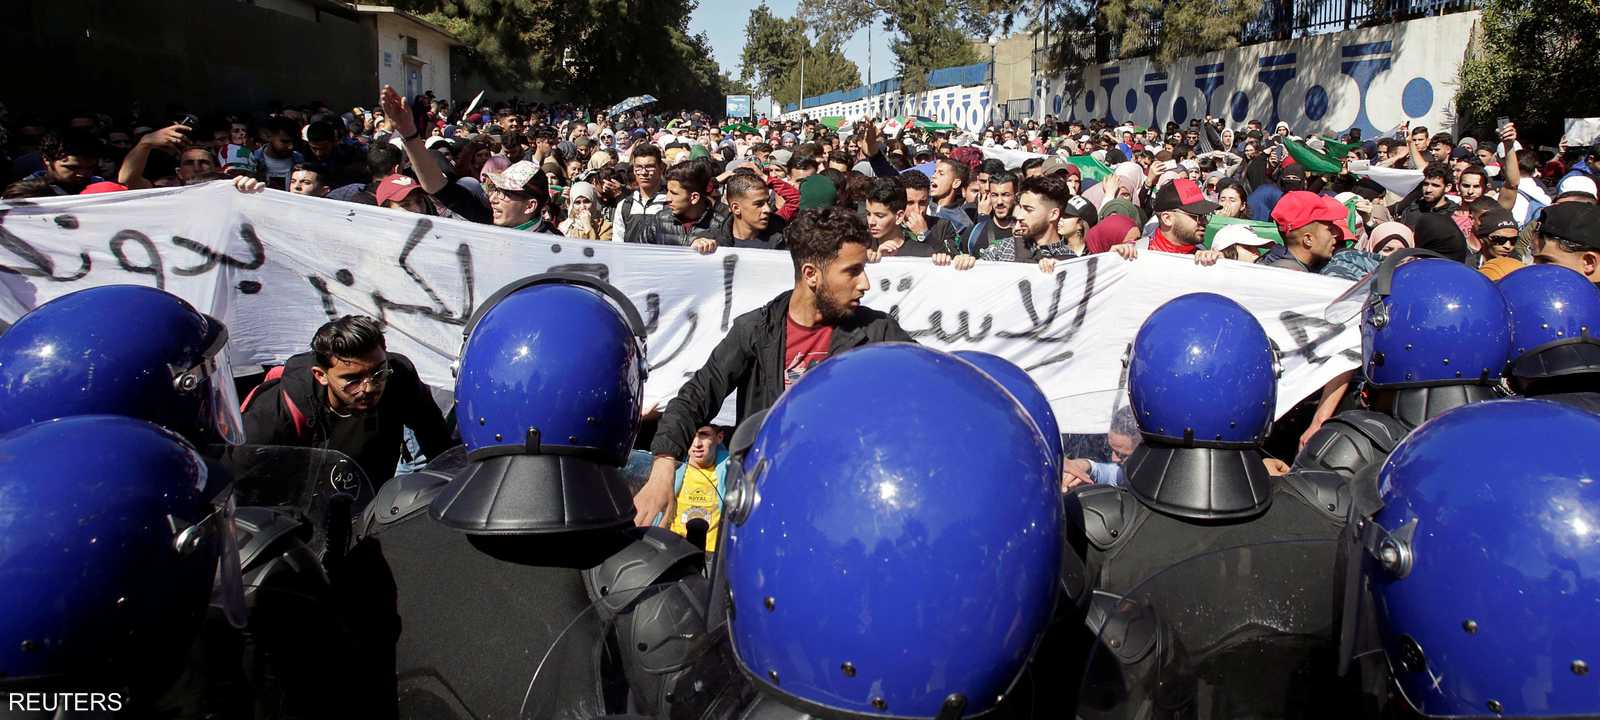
[224,445,375,561]
[521,583,712,720]
[1077,540,1352,720]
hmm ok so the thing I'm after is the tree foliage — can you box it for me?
[381,0,732,111]
[1097,0,1263,64]
[739,3,862,107]
[798,0,981,96]
[1456,0,1600,132]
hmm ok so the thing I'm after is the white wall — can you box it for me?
[1034,12,1479,137]
[779,84,995,133]
[375,13,452,101]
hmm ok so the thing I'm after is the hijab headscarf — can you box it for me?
[1086,214,1138,255]
[1363,221,1414,254]
[569,180,599,206]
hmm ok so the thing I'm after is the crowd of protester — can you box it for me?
[6,85,1599,481]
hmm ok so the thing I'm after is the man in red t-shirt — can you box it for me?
[634,207,915,526]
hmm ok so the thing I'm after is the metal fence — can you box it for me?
[1102,0,1480,61]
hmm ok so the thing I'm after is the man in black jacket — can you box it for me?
[241,315,452,484]
[631,207,915,524]
[625,160,720,252]
[703,171,786,250]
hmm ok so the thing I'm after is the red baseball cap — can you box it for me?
[79,181,128,195]
[1270,191,1349,239]
[375,174,424,205]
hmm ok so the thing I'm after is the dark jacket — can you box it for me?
[704,213,787,250]
[650,290,915,459]
[241,351,451,484]
[623,204,719,246]
[1389,190,1459,228]
[895,218,957,258]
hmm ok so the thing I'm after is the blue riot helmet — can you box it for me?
[1356,252,1512,388]
[1356,399,1600,717]
[1123,292,1281,519]
[0,416,245,695]
[434,272,648,533]
[1127,292,1278,447]
[722,344,1062,718]
[0,285,245,446]
[953,350,1062,475]
[1496,264,1600,393]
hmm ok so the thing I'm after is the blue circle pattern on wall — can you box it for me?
[1172,95,1189,125]
[1304,85,1329,121]
[1086,90,1097,114]
[1402,78,1433,118]
[1125,89,1138,115]
[1230,91,1249,123]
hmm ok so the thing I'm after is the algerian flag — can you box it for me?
[1317,136,1361,159]
[1203,215,1283,249]
[819,116,846,130]
[1282,137,1343,175]
[1065,155,1113,182]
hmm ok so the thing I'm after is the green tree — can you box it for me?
[799,0,982,95]
[383,0,729,111]
[1456,0,1600,132]
[887,2,981,94]
[739,4,862,107]
[1097,0,1263,64]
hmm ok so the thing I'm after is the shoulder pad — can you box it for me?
[234,505,312,571]
[583,527,705,617]
[1076,486,1138,551]
[1084,590,1158,665]
[234,506,326,601]
[1278,469,1353,523]
[620,574,711,676]
[1292,410,1407,478]
[357,467,453,537]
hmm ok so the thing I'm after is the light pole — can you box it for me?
[988,35,999,126]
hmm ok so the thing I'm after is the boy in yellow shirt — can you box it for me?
[670,425,729,551]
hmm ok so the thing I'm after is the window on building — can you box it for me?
[404,35,419,57]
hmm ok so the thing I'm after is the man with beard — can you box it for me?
[631,207,914,525]
[968,175,1092,272]
[31,128,106,194]
[951,170,1019,260]
[1392,161,1459,226]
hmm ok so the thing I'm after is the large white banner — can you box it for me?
[0,183,1361,433]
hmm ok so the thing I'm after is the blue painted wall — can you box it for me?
[1035,12,1478,136]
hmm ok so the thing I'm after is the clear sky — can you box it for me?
[689,0,898,108]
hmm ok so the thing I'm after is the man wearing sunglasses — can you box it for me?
[243,315,451,483]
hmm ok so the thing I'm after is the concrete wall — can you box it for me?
[0,0,376,118]
[1034,12,1478,136]
[371,12,454,101]
[972,34,1036,112]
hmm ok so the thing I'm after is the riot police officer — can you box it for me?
[1342,399,1600,717]
[0,284,354,718]
[1296,250,1513,479]
[0,415,245,716]
[1068,292,1356,717]
[627,342,1065,719]
[351,273,703,719]
[1496,264,1600,410]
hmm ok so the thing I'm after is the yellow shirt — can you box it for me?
[671,464,721,549]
